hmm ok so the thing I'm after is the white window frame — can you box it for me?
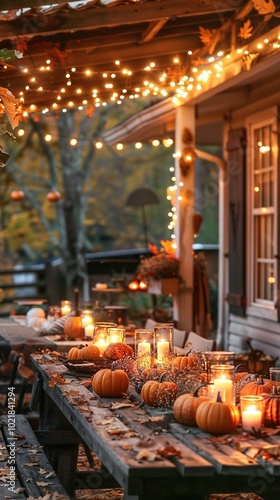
[246,107,278,320]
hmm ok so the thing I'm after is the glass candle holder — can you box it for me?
[240,395,264,432]
[93,322,117,355]
[154,323,174,365]
[269,367,280,385]
[203,351,235,383]
[135,329,154,369]
[210,364,235,404]
[60,300,72,316]
[81,309,94,338]
[108,327,125,344]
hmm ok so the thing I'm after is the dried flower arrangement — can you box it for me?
[136,241,181,281]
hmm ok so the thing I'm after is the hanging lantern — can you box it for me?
[47,191,61,202]
[10,190,25,201]
[179,147,196,177]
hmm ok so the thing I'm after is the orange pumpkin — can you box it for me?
[80,344,100,360]
[262,386,280,428]
[173,355,198,370]
[196,392,240,434]
[92,368,129,397]
[67,346,83,360]
[240,375,274,397]
[104,342,133,360]
[64,316,84,339]
[173,386,210,426]
[141,374,178,408]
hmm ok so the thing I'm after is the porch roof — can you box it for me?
[0,0,279,122]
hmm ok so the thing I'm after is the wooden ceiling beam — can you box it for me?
[140,19,169,44]
[0,0,239,40]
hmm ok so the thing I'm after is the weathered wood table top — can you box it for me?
[30,353,280,500]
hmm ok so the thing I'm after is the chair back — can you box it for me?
[186,331,216,351]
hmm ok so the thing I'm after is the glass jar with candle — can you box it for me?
[81,309,94,338]
[240,395,264,432]
[135,329,154,369]
[210,364,235,404]
[60,300,72,316]
[203,351,235,383]
[93,322,117,356]
[154,323,174,365]
[269,367,280,386]
[108,327,125,344]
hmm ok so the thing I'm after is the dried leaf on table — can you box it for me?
[97,417,115,426]
[14,434,25,440]
[106,417,129,435]
[120,443,134,450]
[38,468,47,474]
[26,493,70,499]
[110,402,135,410]
[122,431,139,438]
[36,481,51,487]
[135,449,160,462]
[23,459,40,466]
[158,445,182,458]
[79,406,92,413]
[64,389,80,396]
[78,378,93,387]
[48,372,69,387]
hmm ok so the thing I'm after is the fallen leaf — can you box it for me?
[110,402,135,410]
[135,449,160,462]
[158,445,182,458]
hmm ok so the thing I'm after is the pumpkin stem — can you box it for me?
[234,363,248,374]
[193,382,207,397]
[159,371,168,383]
[216,391,223,403]
[257,375,264,385]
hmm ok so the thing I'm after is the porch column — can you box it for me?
[173,104,195,331]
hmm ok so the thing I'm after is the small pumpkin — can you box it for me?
[67,346,84,360]
[80,344,100,360]
[173,355,198,370]
[64,288,83,339]
[104,342,133,360]
[140,373,178,408]
[64,316,84,339]
[195,392,240,434]
[173,385,210,426]
[240,375,274,397]
[262,385,280,428]
[92,368,129,397]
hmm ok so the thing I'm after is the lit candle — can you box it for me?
[213,377,233,403]
[93,340,108,356]
[81,315,92,327]
[61,301,72,316]
[84,324,94,338]
[157,340,170,363]
[242,406,262,432]
[138,341,151,357]
[108,328,124,344]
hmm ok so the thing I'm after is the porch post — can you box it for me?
[173,105,195,331]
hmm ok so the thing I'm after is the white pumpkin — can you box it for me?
[27,316,46,328]
[26,307,45,319]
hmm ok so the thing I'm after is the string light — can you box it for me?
[7,29,278,117]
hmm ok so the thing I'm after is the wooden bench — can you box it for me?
[0,414,70,499]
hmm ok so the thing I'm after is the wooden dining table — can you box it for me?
[29,352,280,500]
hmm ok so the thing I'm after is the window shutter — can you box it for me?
[227,127,247,316]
